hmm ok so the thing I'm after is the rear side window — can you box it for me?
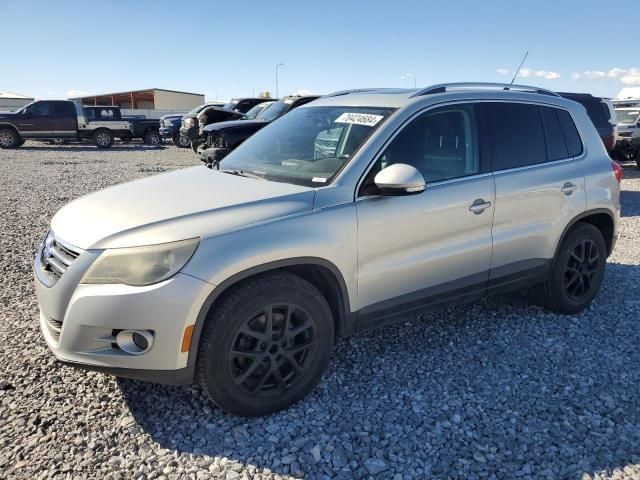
[557,110,583,157]
[487,103,546,170]
[540,107,569,161]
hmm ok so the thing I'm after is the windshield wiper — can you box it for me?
[219,169,265,180]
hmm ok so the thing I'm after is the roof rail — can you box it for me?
[322,88,384,98]
[410,82,561,98]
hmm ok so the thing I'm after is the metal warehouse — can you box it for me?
[71,88,205,118]
[0,92,34,112]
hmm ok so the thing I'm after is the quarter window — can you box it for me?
[487,103,546,170]
[540,107,569,161]
[557,109,583,157]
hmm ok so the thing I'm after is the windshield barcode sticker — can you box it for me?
[312,177,327,183]
[335,112,384,127]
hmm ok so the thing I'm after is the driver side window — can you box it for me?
[360,104,479,196]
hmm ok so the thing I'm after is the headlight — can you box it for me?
[183,118,195,128]
[163,119,174,127]
[81,238,199,286]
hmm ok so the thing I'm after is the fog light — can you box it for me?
[116,330,154,355]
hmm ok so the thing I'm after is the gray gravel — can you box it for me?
[1,141,640,480]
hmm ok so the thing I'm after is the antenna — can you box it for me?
[510,51,529,84]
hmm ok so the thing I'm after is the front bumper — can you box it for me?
[159,126,175,137]
[34,245,213,384]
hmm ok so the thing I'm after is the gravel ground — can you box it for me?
[1,141,639,480]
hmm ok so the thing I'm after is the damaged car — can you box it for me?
[197,95,320,165]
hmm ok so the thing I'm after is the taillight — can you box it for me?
[612,161,623,183]
[602,134,616,152]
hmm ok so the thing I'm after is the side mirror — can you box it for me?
[374,163,426,195]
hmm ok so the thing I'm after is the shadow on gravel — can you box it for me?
[120,262,640,479]
[17,145,166,152]
[621,190,640,217]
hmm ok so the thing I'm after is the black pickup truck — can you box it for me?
[198,95,320,165]
[85,107,161,145]
[0,100,133,148]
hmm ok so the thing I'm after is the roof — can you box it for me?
[616,87,640,100]
[0,92,34,100]
[70,88,205,99]
[309,84,573,109]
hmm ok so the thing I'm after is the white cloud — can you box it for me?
[66,89,89,98]
[518,68,561,80]
[582,67,640,85]
[496,68,511,75]
[571,72,581,80]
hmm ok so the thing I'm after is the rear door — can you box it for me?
[50,101,77,136]
[484,102,586,290]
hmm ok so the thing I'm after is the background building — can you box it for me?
[0,92,34,112]
[70,88,205,118]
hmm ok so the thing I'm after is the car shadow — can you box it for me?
[120,262,640,479]
[621,190,640,217]
[18,145,166,152]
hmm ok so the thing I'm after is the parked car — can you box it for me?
[612,107,640,168]
[180,98,273,144]
[34,83,620,417]
[0,100,133,148]
[197,95,320,164]
[159,114,190,147]
[122,116,161,145]
[558,92,616,153]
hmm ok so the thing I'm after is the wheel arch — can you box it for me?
[555,208,616,259]
[186,257,354,370]
[0,123,20,135]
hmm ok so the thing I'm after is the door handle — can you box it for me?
[561,182,577,195]
[469,199,492,214]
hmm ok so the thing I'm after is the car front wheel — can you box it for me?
[197,272,335,417]
[0,129,21,149]
[144,131,161,145]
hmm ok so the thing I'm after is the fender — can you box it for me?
[0,122,20,134]
[185,256,352,371]
[552,208,616,263]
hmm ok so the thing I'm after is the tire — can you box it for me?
[534,223,607,314]
[93,129,114,149]
[172,132,190,148]
[0,128,21,149]
[143,131,161,145]
[197,272,335,417]
[51,138,67,145]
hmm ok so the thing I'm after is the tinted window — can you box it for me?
[563,95,609,129]
[30,102,52,116]
[488,103,546,170]
[379,105,479,184]
[50,102,74,117]
[557,110,583,157]
[540,107,569,161]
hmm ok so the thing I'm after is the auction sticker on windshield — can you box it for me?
[335,112,384,127]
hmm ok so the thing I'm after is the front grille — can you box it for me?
[618,132,633,138]
[40,232,81,284]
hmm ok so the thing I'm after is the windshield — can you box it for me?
[244,102,273,119]
[615,109,640,125]
[223,100,238,110]
[257,100,291,121]
[15,101,36,113]
[219,106,395,187]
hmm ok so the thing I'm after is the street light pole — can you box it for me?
[275,63,284,98]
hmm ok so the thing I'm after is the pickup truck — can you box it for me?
[0,100,134,149]
[84,107,161,145]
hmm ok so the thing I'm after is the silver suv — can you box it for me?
[35,83,622,417]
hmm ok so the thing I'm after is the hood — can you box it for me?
[0,112,17,119]
[51,166,315,250]
[203,119,268,132]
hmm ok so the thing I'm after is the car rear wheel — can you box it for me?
[0,129,20,149]
[93,129,114,149]
[172,133,190,148]
[197,272,335,417]
[535,223,606,314]
[144,131,161,145]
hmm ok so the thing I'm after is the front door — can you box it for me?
[356,103,495,328]
[16,101,57,137]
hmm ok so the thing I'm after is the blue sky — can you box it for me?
[2,0,636,101]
